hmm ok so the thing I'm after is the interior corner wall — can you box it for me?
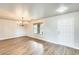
[0,19,33,40]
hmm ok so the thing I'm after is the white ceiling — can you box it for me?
[0,3,79,20]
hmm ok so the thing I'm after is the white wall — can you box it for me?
[74,13,79,48]
[0,19,33,40]
[41,12,79,49]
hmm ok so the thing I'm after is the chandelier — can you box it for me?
[16,17,29,26]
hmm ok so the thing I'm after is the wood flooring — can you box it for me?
[0,36,79,55]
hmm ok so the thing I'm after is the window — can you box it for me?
[33,23,41,34]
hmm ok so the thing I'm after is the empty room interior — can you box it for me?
[0,3,79,55]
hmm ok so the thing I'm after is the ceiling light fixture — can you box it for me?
[56,6,68,13]
[16,16,33,26]
[17,17,24,26]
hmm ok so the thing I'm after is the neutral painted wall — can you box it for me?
[41,12,79,49]
[74,13,79,48]
[0,19,33,40]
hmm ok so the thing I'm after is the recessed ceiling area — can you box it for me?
[0,3,79,21]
